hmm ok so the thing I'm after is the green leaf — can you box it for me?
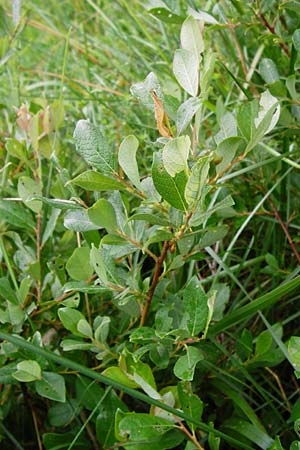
[35,372,66,402]
[223,419,273,449]
[90,244,108,284]
[58,307,87,336]
[173,49,199,97]
[253,90,280,139]
[118,135,141,189]
[183,276,209,336]
[77,319,93,338]
[152,152,187,211]
[35,197,81,210]
[101,366,137,389]
[162,136,190,177]
[173,346,203,381]
[215,137,245,174]
[76,375,105,410]
[0,277,19,305]
[200,51,217,94]
[61,339,93,351]
[17,176,42,213]
[48,399,78,427]
[129,213,170,227]
[180,16,204,63]
[190,195,234,227]
[0,302,25,325]
[177,381,203,432]
[13,360,42,382]
[73,120,116,174]
[144,230,173,248]
[64,209,100,232]
[0,200,35,230]
[293,29,300,51]
[148,7,184,24]
[118,412,174,442]
[215,112,237,144]
[94,315,111,343]
[184,156,210,205]
[130,72,162,110]
[188,7,219,24]
[66,247,93,281]
[70,170,125,191]
[96,390,128,448]
[259,58,280,84]
[5,138,26,160]
[88,198,117,231]
[288,337,300,371]
[176,97,201,135]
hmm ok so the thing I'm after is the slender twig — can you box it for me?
[265,367,291,412]
[177,421,204,450]
[267,197,300,264]
[256,12,290,57]
[140,240,170,327]
[116,231,158,262]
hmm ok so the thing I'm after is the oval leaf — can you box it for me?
[88,198,117,231]
[70,170,125,191]
[66,247,93,281]
[118,135,141,189]
[173,48,199,96]
[152,152,187,211]
[162,136,190,177]
[73,120,116,174]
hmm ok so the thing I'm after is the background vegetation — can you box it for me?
[1,1,300,449]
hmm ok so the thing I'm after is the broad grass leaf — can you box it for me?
[118,135,141,189]
[35,372,66,402]
[152,152,187,211]
[73,120,116,174]
[173,49,199,97]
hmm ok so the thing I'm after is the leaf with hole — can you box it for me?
[35,372,66,402]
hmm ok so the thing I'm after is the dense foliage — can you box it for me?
[1,1,300,449]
